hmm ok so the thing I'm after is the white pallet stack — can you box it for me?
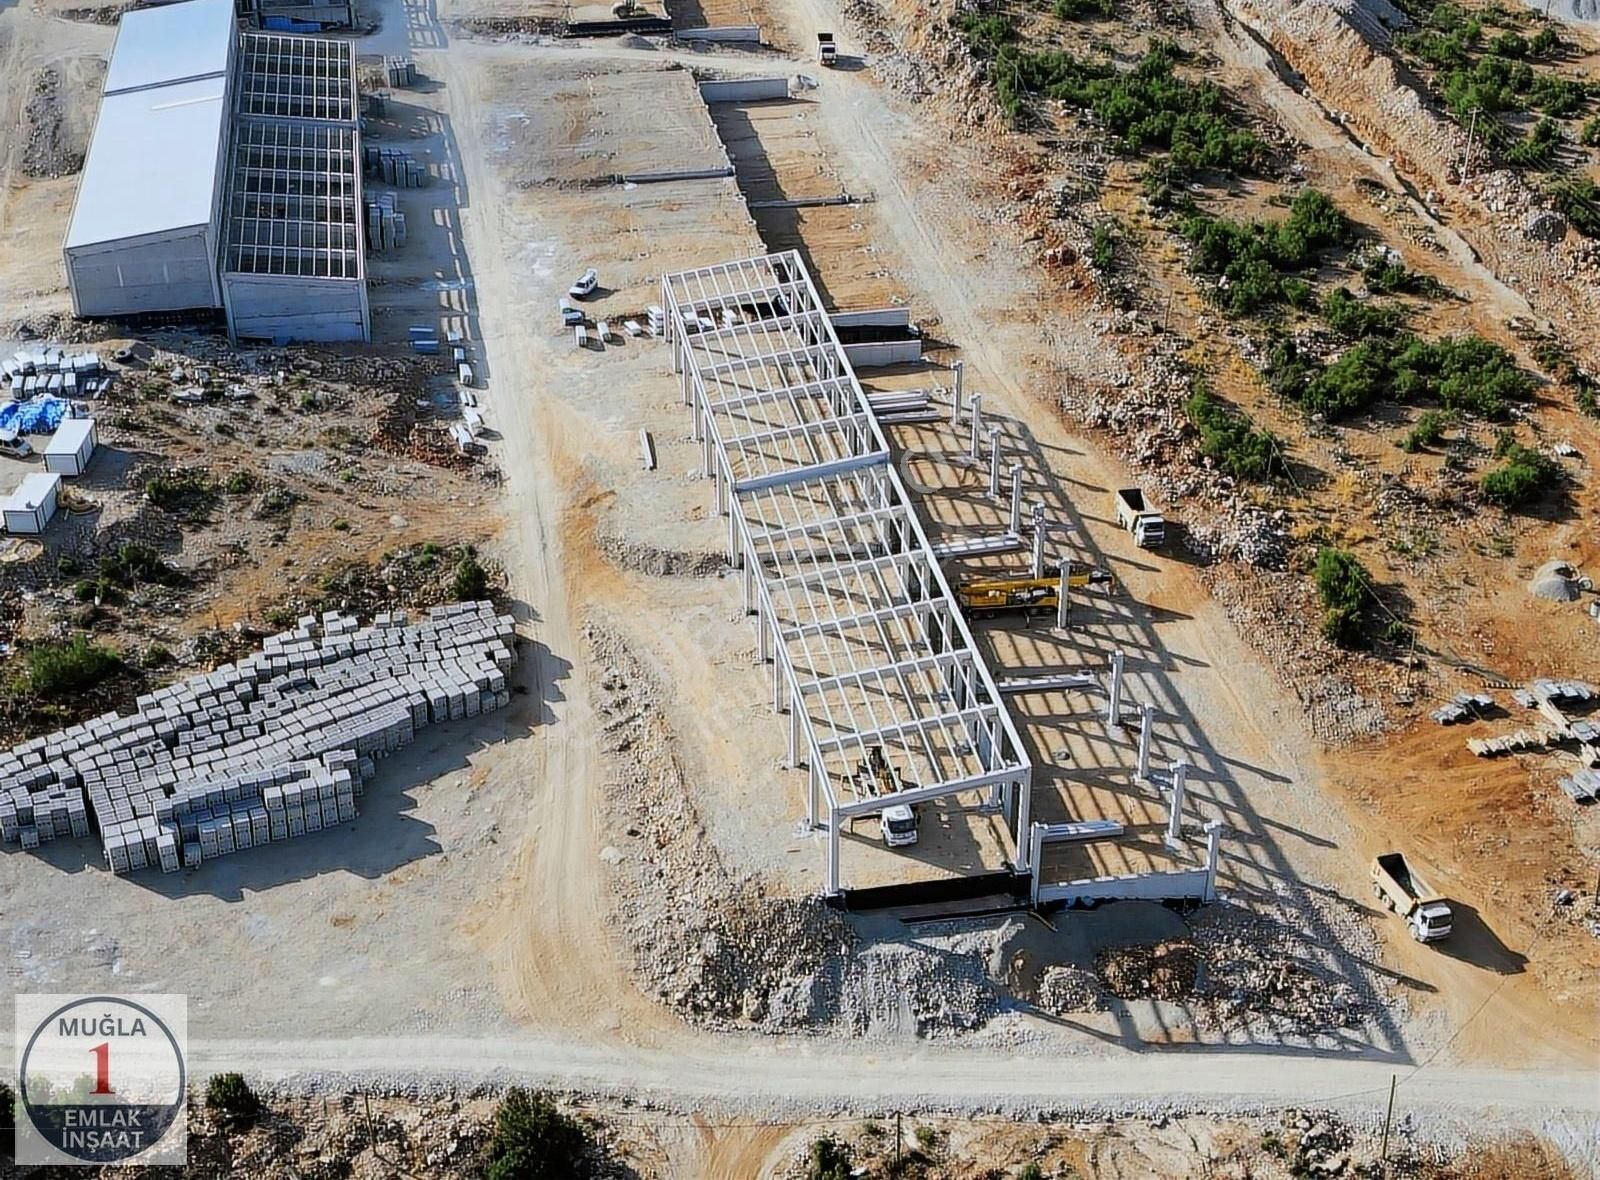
[0,602,516,875]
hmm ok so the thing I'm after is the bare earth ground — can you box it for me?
[0,0,1597,1173]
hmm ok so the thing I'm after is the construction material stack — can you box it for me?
[0,602,517,875]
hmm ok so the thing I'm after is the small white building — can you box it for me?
[3,473,62,535]
[44,418,98,477]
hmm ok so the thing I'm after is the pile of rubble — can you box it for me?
[1033,964,1108,1016]
[20,67,83,179]
[1096,940,1200,1001]
[1189,903,1368,1035]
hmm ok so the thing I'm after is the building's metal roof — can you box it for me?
[65,78,228,251]
[102,0,236,95]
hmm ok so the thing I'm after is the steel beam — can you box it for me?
[750,502,906,549]
[724,412,871,454]
[798,650,971,696]
[733,450,889,495]
[835,764,1017,818]
[813,704,997,757]
[780,598,941,642]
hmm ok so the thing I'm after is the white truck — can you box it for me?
[1114,487,1165,548]
[1371,852,1453,943]
[817,32,837,66]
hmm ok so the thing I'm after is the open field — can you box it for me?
[0,0,1596,1173]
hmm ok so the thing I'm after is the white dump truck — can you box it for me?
[1371,852,1453,943]
[1114,487,1165,548]
[817,32,837,66]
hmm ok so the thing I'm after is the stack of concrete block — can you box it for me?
[0,602,516,876]
[365,145,427,189]
[385,56,416,87]
[365,192,409,252]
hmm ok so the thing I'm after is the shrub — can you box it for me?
[1321,286,1404,339]
[1505,117,1564,169]
[206,1073,261,1131]
[1089,219,1118,271]
[143,468,218,523]
[1186,385,1283,481]
[1018,1165,1045,1180]
[223,470,258,495]
[1054,0,1113,15]
[1401,409,1448,452]
[1530,24,1561,58]
[1583,117,1600,147]
[1299,333,1531,422]
[1480,443,1558,508]
[806,1136,854,1180]
[1180,190,1350,314]
[1549,175,1600,237]
[1363,252,1446,297]
[18,636,123,699]
[1314,547,1370,648]
[484,1089,589,1180]
[450,547,489,601]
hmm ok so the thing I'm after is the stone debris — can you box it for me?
[1097,940,1200,1001]
[1033,963,1108,1015]
[0,603,516,874]
[1188,903,1368,1035]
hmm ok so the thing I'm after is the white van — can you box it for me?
[880,804,918,848]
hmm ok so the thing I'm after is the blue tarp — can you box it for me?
[0,396,70,436]
[263,14,322,30]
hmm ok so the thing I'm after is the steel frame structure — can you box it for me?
[661,251,1034,895]
[222,33,362,281]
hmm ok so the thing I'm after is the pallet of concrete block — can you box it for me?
[1432,691,1494,725]
[385,55,416,87]
[1467,728,1553,757]
[1557,769,1599,804]
[0,602,516,875]
[1531,679,1596,708]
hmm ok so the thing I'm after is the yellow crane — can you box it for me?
[956,569,1110,618]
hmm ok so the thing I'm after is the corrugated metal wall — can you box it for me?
[66,227,221,317]
[222,273,369,342]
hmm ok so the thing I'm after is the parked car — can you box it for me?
[568,268,599,299]
[559,297,584,326]
[0,432,34,459]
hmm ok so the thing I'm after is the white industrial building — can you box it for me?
[63,0,369,342]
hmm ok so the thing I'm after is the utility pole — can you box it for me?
[895,1112,903,1168]
[1461,108,1481,185]
[1380,1074,1398,1166]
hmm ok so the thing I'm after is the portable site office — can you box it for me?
[3,473,62,535]
[44,418,98,477]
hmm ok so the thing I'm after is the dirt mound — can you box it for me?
[1096,940,1201,1000]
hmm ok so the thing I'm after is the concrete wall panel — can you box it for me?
[698,77,789,104]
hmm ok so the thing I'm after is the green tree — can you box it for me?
[484,1089,590,1180]
[450,547,490,601]
[806,1135,854,1180]
[1314,547,1370,648]
[205,1073,262,1130]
